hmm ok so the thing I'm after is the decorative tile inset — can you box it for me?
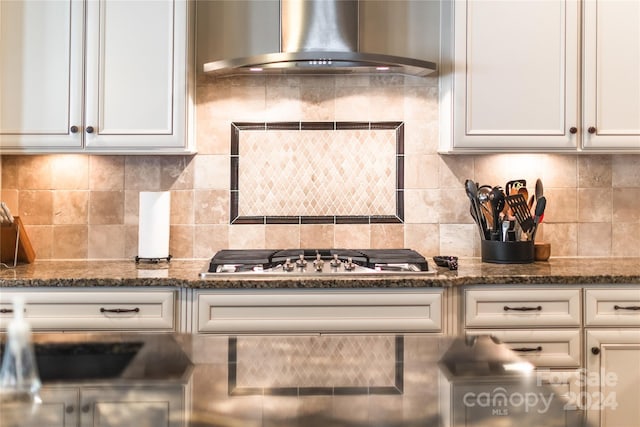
[229,335,403,396]
[231,122,404,224]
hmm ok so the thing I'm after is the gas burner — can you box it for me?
[202,249,431,278]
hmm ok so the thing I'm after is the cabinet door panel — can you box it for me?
[451,0,579,150]
[583,0,640,150]
[0,0,83,149]
[85,0,187,150]
[0,387,78,427]
[586,330,640,427]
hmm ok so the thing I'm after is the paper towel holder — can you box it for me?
[135,191,172,264]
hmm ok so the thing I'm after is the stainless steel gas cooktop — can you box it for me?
[200,249,432,278]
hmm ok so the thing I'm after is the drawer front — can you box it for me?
[197,290,442,333]
[585,288,640,327]
[465,288,581,328]
[466,329,582,368]
[0,289,175,331]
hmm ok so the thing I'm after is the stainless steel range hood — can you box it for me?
[198,0,438,77]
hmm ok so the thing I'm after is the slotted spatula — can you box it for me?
[506,193,534,233]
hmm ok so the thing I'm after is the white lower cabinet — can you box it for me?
[0,288,176,332]
[0,385,184,427]
[195,289,443,333]
[584,287,640,427]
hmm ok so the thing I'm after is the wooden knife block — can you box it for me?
[0,217,36,264]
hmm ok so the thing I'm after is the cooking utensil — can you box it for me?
[477,186,494,231]
[465,179,486,239]
[535,178,544,199]
[505,193,534,233]
[501,220,510,242]
[530,196,546,241]
[488,187,505,240]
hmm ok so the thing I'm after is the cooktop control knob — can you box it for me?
[330,254,341,268]
[295,254,307,267]
[343,257,357,271]
[313,253,324,271]
[283,258,295,272]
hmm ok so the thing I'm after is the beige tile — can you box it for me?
[229,224,265,249]
[161,156,195,190]
[171,190,194,225]
[224,86,267,122]
[333,224,370,248]
[262,396,300,427]
[194,189,228,224]
[333,396,369,424]
[439,156,475,189]
[18,190,53,225]
[51,155,88,190]
[543,188,577,223]
[542,154,577,188]
[300,224,334,248]
[265,75,302,88]
[124,224,138,259]
[52,190,89,225]
[89,191,124,225]
[403,189,440,224]
[612,154,640,187]
[265,86,302,122]
[474,154,545,189]
[439,188,474,224]
[578,155,612,187]
[123,190,139,225]
[299,75,336,88]
[194,155,230,190]
[89,156,124,190]
[334,87,372,121]
[405,154,439,189]
[124,156,162,191]
[578,223,611,257]
[23,225,53,260]
[404,86,437,121]
[18,156,53,190]
[440,224,478,257]
[0,189,18,214]
[371,224,404,249]
[300,86,335,120]
[265,224,301,249]
[542,223,578,257]
[612,188,640,222]
[193,224,229,258]
[403,224,439,256]
[88,225,125,259]
[369,87,405,121]
[169,225,194,259]
[1,156,19,189]
[577,188,612,222]
[611,222,640,257]
[196,117,231,155]
[52,225,88,259]
[368,395,403,424]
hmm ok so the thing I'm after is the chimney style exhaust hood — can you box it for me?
[199,0,438,77]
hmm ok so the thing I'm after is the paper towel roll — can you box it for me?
[138,191,171,259]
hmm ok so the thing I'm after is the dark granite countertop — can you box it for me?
[1,258,640,288]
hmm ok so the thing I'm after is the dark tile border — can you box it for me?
[230,121,405,224]
[228,336,404,396]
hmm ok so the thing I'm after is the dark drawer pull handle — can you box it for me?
[591,347,600,355]
[0,308,14,314]
[503,305,542,312]
[512,346,543,353]
[614,305,640,311]
[100,307,140,314]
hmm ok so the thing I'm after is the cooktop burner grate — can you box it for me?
[203,248,429,276]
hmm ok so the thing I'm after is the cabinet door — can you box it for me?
[442,0,579,151]
[586,329,640,427]
[84,0,189,151]
[0,387,78,427]
[79,386,184,427]
[0,0,83,150]
[582,0,640,150]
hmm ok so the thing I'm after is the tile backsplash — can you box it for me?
[1,74,639,260]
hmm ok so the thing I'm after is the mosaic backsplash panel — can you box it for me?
[232,122,403,223]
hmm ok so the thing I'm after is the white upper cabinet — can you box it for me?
[0,0,84,149]
[582,0,640,150]
[0,0,194,154]
[440,0,640,153]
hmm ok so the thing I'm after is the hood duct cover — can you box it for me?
[200,0,437,77]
